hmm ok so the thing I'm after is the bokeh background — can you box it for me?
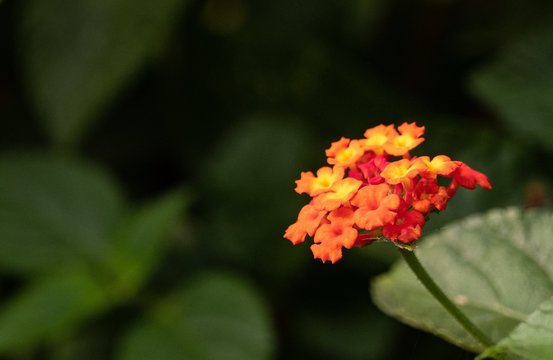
[1,0,553,359]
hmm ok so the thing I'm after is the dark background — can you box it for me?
[1,0,553,359]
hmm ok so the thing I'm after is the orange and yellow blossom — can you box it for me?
[312,178,362,211]
[327,139,365,168]
[325,137,350,158]
[380,158,427,190]
[294,166,345,196]
[284,122,491,263]
[419,155,460,179]
[363,124,398,154]
[383,122,425,156]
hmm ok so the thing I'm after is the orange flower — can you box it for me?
[284,122,491,263]
[419,155,460,179]
[325,137,350,158]
[284,204,326,245]
[327,139,365,168]
[294,166,345,196]
[351,184,400,230]
[313,178,362,211]
[380,158,426,189]
[311,207,357,263]
[327,206,355,226]
[384,122,425,156]
[363,124,398,154]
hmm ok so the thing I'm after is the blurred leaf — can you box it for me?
[118,273,274,360]
[478,296,553,360]
[372,207,553,354]
[108,189,189,300]
[202,116,314,278]
[20,0,189,147]
[0,270,108,353]
[204,116,308,198]
[471,24,553,151]
[0,153,123,275]
[118,323,191,360]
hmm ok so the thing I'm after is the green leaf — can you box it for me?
[0,270,109,353]
[478,299,553,360]
[108,189,189,300]
[0,153,123,275]
[20,0,189,147]
[479,296,553,360]
[117,273,275,360]
[471,25,553,151]
[372,207,553,354]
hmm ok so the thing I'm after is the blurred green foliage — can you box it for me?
[1,0,553,359]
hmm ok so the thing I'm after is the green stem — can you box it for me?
[398,247,493,348]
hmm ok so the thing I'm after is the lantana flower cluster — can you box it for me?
[284,123,491,263]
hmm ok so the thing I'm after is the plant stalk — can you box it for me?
[398,247,493,348]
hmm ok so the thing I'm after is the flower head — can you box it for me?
[284,122,491,263]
